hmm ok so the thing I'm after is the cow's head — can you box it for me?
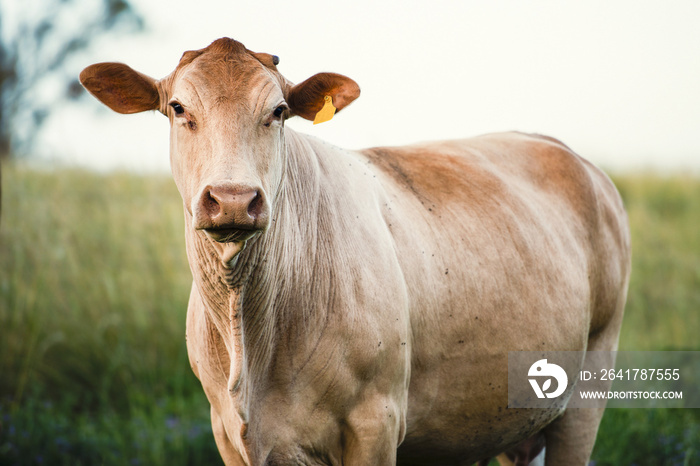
[80,38,359,260]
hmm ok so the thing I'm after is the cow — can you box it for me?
[80,37,630,465]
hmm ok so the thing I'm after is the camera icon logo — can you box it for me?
[528,359,568,399]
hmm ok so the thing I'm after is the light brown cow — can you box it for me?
[80,38,630,465]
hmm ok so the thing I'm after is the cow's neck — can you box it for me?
[183,128,340,413]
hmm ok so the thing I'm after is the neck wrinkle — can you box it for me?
[231,129,324,389]
[183,212,258,412]
[183,129,329,411]
[184,211,238,344]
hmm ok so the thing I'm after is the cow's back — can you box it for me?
[361,132,630,462]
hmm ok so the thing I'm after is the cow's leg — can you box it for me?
[211,406,247,466]
[341,397,404,465]
[542,354,611,465]
[541,407,604,466]
[542,291,626,465]
[187,283,247,465]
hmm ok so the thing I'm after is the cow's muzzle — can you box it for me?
[193,183,270,242]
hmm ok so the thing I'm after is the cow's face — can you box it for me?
[81,38,359,260]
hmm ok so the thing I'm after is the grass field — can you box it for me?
[1,163,699,465]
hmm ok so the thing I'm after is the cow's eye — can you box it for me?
[273,105,286,118]
[169,102,185,115]
[264,105,288,127]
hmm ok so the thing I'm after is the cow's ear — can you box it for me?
[287,72,360,121]
[80,62,160,114]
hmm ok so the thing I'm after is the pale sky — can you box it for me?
[36,0,700,172]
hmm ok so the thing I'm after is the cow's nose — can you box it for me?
[193,184,268,237]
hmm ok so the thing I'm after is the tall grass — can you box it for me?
[0,164,221,465]
[613,174,700,351]
[0,164,698,464]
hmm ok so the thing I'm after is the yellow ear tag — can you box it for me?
[313,95,336,125]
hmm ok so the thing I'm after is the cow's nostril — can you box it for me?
[205,190,221,216]
[247,191,264,220]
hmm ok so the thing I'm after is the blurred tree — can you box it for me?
[0,0,144,159]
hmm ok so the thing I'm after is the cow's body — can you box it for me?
[184,130,629,465]
[81,38,630,465]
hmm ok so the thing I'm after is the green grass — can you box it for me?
[593,409,699,466]
[614,174,700,352]
[0,164,222,465]
[0,164,699,464]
